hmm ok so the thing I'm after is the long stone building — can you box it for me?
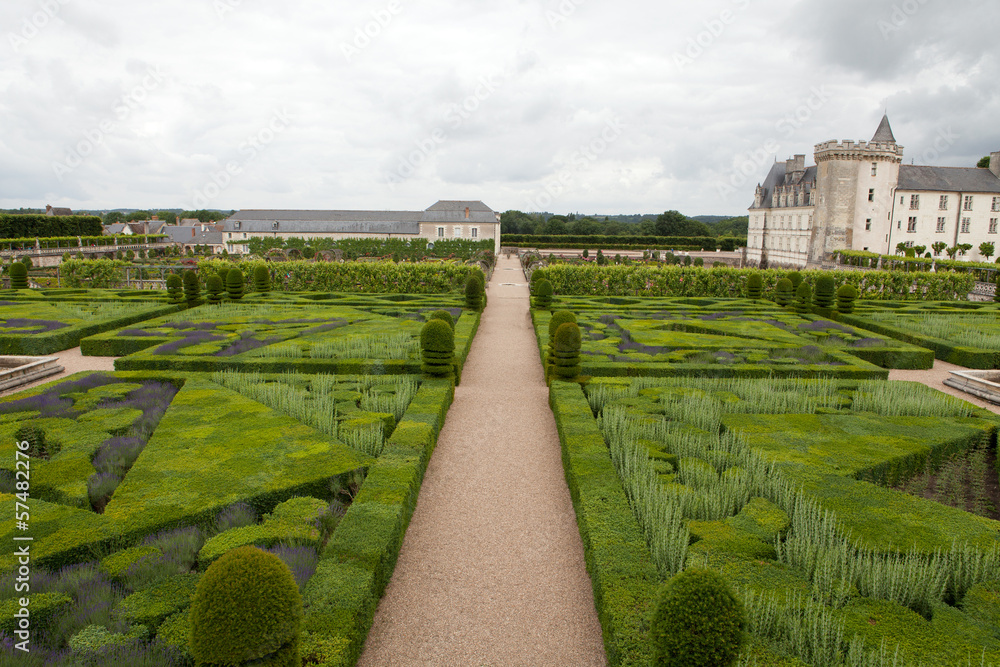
[747,116,1000,267]
[222,200,501,256]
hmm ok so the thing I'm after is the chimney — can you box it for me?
[151,214,159,221]
[46,204,53,216]
[786,154,806,175]
[991,151,1000,179]
[464,206,470,219]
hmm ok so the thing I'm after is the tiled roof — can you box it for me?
[897,165,1000,193]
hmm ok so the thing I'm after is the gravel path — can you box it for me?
[889,360,1000,415]
[0,346,116,398]
[357,256,607,667]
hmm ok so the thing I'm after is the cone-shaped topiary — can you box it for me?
[746,273,762,300]
[465,274,483,310]
[420,319,455,377]
[547,311,577,380]
[786,271,803,291]
[253,265,271,294]
[166,274,183,304]
[529,268,548,295]
[216,267,230,287]
[206,275,224,305]
[794,281,812,315]
[649,568,745,667]
[813,275,836,310]
[837,283,858,314]
[774,278,793,307]
[428,309,454,329]
[182,270,201,306]
[551,321,582,381]
[9,262,28,289]
[534,279,553,310]
[189,545,302,666]
[226,268,245,300]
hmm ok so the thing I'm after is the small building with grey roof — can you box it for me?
[221,200,500,255]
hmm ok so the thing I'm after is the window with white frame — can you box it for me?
[991,218,998,234]
[939,195,949,210]
[454,226,462,238]
[909,195,920,210]
[437,227,445,238]
[869,189,875,202]
[936,217,946,233]
[961,218,971,234]
[964,195,974,211]
[865,218,872,231]
[871,163,878,176]
[907,217,917,233]
[471,227,478,238]
[993,197,1000,212]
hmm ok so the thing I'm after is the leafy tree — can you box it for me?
[946,245,959,259]
[126,210,152,222]
[980,242,995,261]
[931,241,948,256]
[913,245,926,256]
[156,211,178,225]
[979,156,992,169]
[103,211,125,226]
[655,210,711,237]
[895,242,908,255]
[181,210,229,223]
[958,243,973,257]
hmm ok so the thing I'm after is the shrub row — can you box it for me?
[838,314,1000,369]
[835,250,1000,281]
[246,236,493,261]
[0,234,167,251]
[301,379,454,667]
[548,381,658,666]
[0,214,102,239]
[537,265,975,301]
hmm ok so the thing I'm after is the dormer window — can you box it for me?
[272,221,279,230]
[234,221,241,230]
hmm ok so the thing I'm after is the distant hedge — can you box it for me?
[537,265,974,301]
[502,234,745,251]
[1,234,167,251]
[0,214,102,239]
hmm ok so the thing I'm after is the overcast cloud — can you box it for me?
[1,0,998,216]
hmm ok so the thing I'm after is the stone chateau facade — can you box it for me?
[746,116,1000,268]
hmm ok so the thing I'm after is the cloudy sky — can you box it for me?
[1,0,998,217]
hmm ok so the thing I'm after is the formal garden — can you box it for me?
[2,253,1000,665]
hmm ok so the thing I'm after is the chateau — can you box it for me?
[221,200,501,256]
[746,116,1000,268]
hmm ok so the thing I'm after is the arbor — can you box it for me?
[931,241,948,256]
[980,242,995,261]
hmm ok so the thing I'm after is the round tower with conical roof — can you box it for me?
[810,115,904,262]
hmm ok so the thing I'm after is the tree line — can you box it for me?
[501,210,748,238]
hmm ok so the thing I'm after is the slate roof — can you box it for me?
[222,200,497,234]
[871,115,896,143]
[897,165,1000,193]
[751,163,817,209]
[104,223,128,235]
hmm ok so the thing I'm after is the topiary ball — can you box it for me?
[746,273,762,300]
[182,270,201,305]
[794,281,812,315]
[9,262,28,289]
[786,271,803,291]
[465,274,483,310]
[551,321,582,380]
[813,275,836,309]
[548,311,577,343]
[253,265,271,294]
[428,309,454,330]
[206,275,224,305]
[534,279,553,310]
[226,269,245,300]
[649,568,745,667]
[420,319,455,377]
[166,274,183,304]
[836,283,859,314]
[189,545,302,666]
[774,278,793,307]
